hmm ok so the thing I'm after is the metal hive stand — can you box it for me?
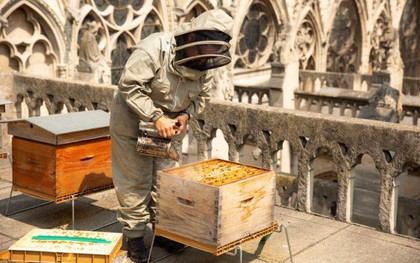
[147,222,293,263]
[4,185,118,231]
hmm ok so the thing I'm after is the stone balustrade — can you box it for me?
[234,85,270,104]
[0,73,116,119]
[191,99,420,235]
[299,70,392,92]
[403,77,420,96]
[299,70,360,91]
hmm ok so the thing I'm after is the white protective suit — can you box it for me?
[110,9,233,238]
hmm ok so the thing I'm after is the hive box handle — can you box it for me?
[80,155,95,161]
[177,197,195,207]
[241,197,255,207]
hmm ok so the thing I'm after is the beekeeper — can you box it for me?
[110,9,233,263]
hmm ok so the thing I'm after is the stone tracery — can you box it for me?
[234,1,277,69]
[295,18,316,70]
[0,6,58,77]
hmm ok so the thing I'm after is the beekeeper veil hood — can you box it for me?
[173,9,233,71]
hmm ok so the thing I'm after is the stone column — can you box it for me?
[378,168,397,233]
[268,63,284,107]
[297,153,312,212]
[336,167,354,222]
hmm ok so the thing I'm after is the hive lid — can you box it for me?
[8,110,110,145]
[9,229,122,255]
[162,159,269,186]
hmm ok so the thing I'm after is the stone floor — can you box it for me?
[0,162,419,263]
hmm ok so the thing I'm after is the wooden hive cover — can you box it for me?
[8,110,110,145]
[7,229,122,262]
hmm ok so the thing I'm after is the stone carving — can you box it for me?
[295,19,316,70]
[272,23,297,64]
[370,16,398,72]
[211,66,234,100]
[357,83,402,123]
[77,21,111,83]
[327,0,360,73]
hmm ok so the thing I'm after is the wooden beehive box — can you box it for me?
[156,159,276,254]
[8,110,112,203]
[1,229,122,263]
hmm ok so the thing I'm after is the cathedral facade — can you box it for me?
[0,0,418,91]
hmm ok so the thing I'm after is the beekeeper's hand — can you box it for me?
[176,114,189,134]
[155,116,177,138]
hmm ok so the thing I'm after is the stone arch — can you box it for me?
[231,0,284,70]
[138,8,165,40]
[110,32,136,85]
[310,146,339,217]
[293,6,323,71]
[0,41,22,72]
[180,0,212,23]
[76,8,110,58]
[351,153,382,229]
[326,0,362,73]
[393,161,420,238]
[25,39,57,77]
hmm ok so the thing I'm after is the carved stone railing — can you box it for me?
[234,85,270,104]
[403,77,420,96]
[294,88,368,117]
[191,99,420,235]
[1,73,116,119]
[295,88,420,125]
[299,70,357,91]
[299,70,391,92]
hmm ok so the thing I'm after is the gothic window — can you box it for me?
[0,6,58,76]
[111,35,132,84]
[399,0,420,77]
[295,18,317,70]
[94,0,145,25]
[327,0,361,73]
[141,12,163,39]
[235,2,276,69]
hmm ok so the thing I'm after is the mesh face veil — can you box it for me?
[174,30,232,71]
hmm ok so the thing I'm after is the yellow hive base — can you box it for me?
[0,250,123,263]
[156,222,279,256]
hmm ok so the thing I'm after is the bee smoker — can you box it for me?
[136,121,181,161]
